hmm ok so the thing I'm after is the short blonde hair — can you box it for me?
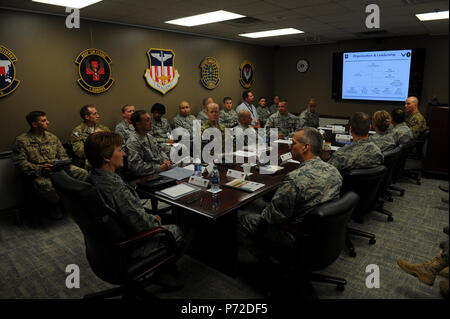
[372,110,392,132]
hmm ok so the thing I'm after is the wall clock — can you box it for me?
[297,59,309,73]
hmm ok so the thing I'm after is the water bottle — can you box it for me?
[194,157,202,176]
[210,165,220,193]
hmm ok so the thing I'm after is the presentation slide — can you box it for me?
[342,50,412,102]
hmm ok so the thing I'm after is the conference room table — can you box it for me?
[130,143,299,277]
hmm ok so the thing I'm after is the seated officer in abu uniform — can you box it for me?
[328,112,384,174]
[149,103,174,155]
[172,100,196,137]
[218,96,238,128]
[12,111,88,219]
[85,131,184,289]
[196,96,213,125]
[239,128,342,259]
[264,98,301,139]
[71,104,110,168]
[114,104,135,143]
[256,96,271,127]
[368,110,396,152]
[390,107,414,146]
[125,110,172,177]
[299,98,320,129]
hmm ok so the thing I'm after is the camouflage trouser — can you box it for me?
[131,224,184,259]
[441,241,449,264]
[238,211,296,262]
[33,165,88,204]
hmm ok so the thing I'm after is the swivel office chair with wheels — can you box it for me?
[265,192,359,299]
[51,171,182,299]
[403,129,430,185]
[341,166,387,257]
[375,146,402,221]
[389,140,416,196]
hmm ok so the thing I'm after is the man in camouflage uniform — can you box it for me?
[256,96,271,127]
[404,96,427,139]
[299,98,320,128]
[12,111,88,218]
[115,104,135,143]
[390,107,414,146]
[219,97,238,128]
[197,97,213,125]
[239,128,342,254]
[172,100,196,137]
[328,112,383,173]
[265,99,301,139]
[268,95,280,114]
[201,102,227,155]
[150,103,173,155]
[126,110,172,177]
[71,104,110,168]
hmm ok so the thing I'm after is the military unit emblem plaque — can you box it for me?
[239,60,255,89]
[200,57,220,90]
[144,48,180,95]
[75,48,114,94]
[0,45,20,98]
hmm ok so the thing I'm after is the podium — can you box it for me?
[423,106,449,176]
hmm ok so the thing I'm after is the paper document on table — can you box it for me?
[224,179,265,192]
[330,145,341,151]
[159,167,194,180]
[156,183,200,200]
[287,159,300,164]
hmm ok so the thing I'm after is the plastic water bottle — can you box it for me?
[210,165,220,193]
[194,157,202,176]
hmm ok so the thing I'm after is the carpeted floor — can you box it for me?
[0,175,448,299]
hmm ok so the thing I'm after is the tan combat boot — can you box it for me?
[439,266,449,278]
[397,253,447,286]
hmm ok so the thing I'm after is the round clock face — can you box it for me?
[297,59,309,73]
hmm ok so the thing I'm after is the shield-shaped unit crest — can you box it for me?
[200,57,220,90]
[144,48,180,94]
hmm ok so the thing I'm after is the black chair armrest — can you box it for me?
[280,223,311,239]
[116,227,177,251]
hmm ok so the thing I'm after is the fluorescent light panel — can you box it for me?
[415,11,449,21]
[239,28,304,38]
[165,10,245,27]
[32,0,103,9]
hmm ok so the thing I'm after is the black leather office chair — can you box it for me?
[341,166,387,257]
[389,140,416,196]
[403,129,430,185]
[374,146,402,221]
[265,192,359,298]
[51,171,181,299]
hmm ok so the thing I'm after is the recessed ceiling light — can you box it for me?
[239,28,304,38]
[415,10,449,21]
[165,10,245,27]
[32,0,103,9]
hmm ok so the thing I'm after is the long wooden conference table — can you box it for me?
[130,143,299,277]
